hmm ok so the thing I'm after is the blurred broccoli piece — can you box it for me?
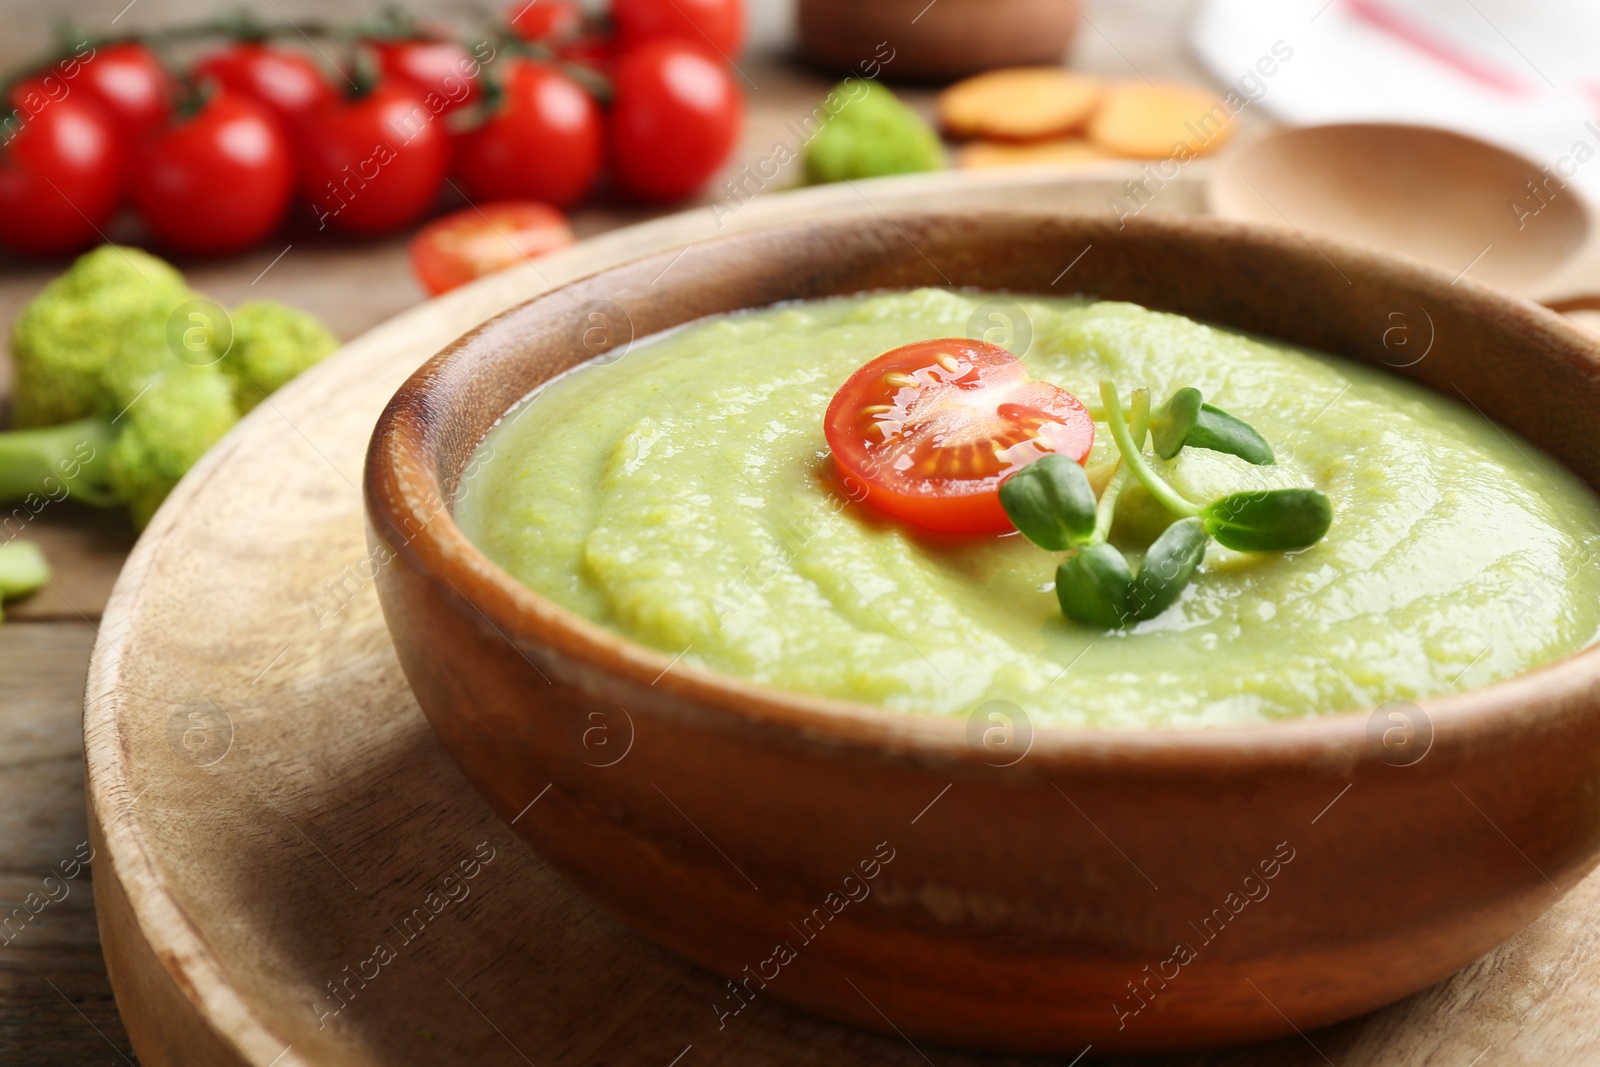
[10,245,197,428]
[0,245,338,528]
[0,540,50,605]
[804,82,945,185]
[221,301,340,413]
[0,360,239,529]
[106,366,241,527]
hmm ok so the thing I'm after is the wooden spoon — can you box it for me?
[1207,123,1594,304]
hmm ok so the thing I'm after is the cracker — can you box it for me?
[1087,82,1233,159]
[955,138,1114,169]
[938,68,1103,142]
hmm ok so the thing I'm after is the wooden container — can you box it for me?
[364,209,1600,1055]
[797,0,1079,81]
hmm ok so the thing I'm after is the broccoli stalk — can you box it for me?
[0,418,115,507]
[0,368,237,527]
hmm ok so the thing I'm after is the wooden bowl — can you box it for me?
[796,0,1077,81]
[364,210,1600,1055]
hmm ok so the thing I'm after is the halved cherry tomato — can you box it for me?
[409,200,574,295]
[505,0,583,44]
[824,339,1095,534]
[192,43,334,134]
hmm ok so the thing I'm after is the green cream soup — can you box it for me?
[455,289,1600,728]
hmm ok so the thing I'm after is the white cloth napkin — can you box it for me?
[1192,0,1600,196]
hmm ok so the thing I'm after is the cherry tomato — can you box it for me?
[409,200,574,295]
[609,40,741,202]
[824,339,1095,534]
[0,80,124,256]
[298,81,450,236]
[76,41,173,143]
[558,33,616,71]
[367,38,482,115]
[192,43,334,134]
[505,0,583,43]
[129,89,293,255]
[613,0,744,57]
[454,61,601,207]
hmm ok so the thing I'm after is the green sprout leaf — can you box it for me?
[1188,404,1275,465]
[1129,517,1207,620]
[1150,387,1202,460]
[1202,488,1332,551]
[1055,542,1134,629]
[999,453,1097,551]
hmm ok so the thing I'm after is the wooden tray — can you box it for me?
[85,168,1600,1066]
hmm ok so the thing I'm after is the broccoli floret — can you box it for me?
[804,82,945,185]
[107,367,240,527]
[221,301,340,413]
[10,246,197,428]
[0,245,337,528]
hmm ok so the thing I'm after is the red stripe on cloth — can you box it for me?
[1344,0,1532,97]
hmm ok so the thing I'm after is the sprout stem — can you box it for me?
[1089,386,1150,543]
[1099,381,1201,519]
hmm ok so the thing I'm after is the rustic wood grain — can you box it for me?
[0,622,135,1064]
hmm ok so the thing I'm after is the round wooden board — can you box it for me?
[85,167,1600,1067]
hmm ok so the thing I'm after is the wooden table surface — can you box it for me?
[0,1,1219,1060]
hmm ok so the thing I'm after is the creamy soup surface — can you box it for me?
[456,289,1600,728]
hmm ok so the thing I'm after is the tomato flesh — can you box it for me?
[409,200,574,295]
[824,338,1094,534]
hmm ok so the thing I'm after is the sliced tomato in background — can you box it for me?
[298,81,450,236]
[612,0,744,57]
[609,39,741,202]
[824,339,1095,535]
[367,38,481,114]
[192,43,334,134]
[76,41,173,143]
[0,80,124,256]
[409,200,574,295]
[505,0,583,44]
[453,60,602,207]
[129,89,294,255]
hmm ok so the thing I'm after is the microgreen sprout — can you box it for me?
[1000,381,1332,629]
[1150,386,1275,465]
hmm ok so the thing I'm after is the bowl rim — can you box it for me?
[365,207,1600,770]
